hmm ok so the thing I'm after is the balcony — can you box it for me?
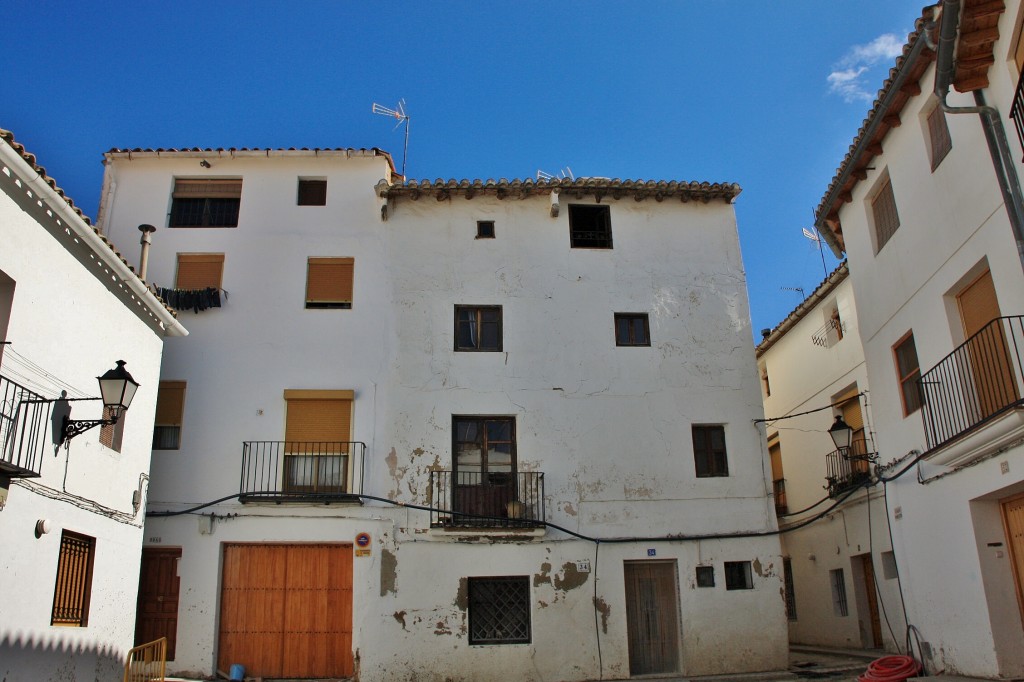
[239,441,365,502]
[1012,72,1024,161]
[825,439,872,498]
[0,373,52,478]
[918,316,1024,452]
[773,478,788,515]
[429,470,545,528]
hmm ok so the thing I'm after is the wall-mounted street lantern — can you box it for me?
[828,415,853,451]
[60,360,139,445]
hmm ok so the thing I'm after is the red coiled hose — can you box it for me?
[858,655,922,682]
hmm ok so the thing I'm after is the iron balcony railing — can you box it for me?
[825,438,872,498]
[918,316,1024,451]
[773,478,788,515]
[240,441,365,502]
[429,470,545,528]
[1011,70,1024,161]
[0,373,52,478]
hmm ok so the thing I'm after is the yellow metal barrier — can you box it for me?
[124,637,167,682]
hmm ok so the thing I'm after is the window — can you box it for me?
[830,307,844,342]
[99,406,125,453]
[476,220,495,239]
[306,257,354,309]
[284,390,353,493]
[830,568,849,616]
[455,306,502,351]
[695,565,715,588]
[51,531,95,626]
[153,381,185,450]
[760,363,770,397]
[692,425,728,477]
[614,313,650,346]
[297,178,327,206]
[724,561,753,590]
[468,576,531,644]
[927,106,952,171]
[0,269,14,366]
[783,557,797,620]
[769,436,786,515]
[893,332,922,416]
[871,176,900,253]
[569,204,612,248]
[169,179,241,227]
[175,253,224,290]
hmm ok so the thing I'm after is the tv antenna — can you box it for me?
[802,210,829,279]
[781,286,806,299]
[537,167,574,181]
[372,99,410,177]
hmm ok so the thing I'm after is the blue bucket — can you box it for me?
[229,663,245,681]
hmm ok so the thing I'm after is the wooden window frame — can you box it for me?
[724,561,753,590]
[476,220,495,239]
[51,530,96,626]
[927,105,952,171]
[175,253,224,290]
[153,381,186,450]
[297,178,327,206]
[615,313,651,347]
[692,424,729,478]
[453,416,517,479]
[892,331,923,416]
[871,175,900,253]
[568,204,613,249]
[468,576,531,645]
[169,178,241,228]
[455,305,503,352]
[305,257,354,309]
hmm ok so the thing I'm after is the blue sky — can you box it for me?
[2,1,924,338]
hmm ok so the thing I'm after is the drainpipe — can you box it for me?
[137,224,156,281]
[930,0,1024,273]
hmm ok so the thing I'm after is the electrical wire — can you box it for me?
[866,485,900,652]
[756,392,865,425]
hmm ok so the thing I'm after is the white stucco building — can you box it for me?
[0,129,187,681]
[756,264,907,653]
[98,146,788,681]
[811,0,1024,676]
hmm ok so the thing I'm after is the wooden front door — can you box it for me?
[218,544,353,679]
[1002,493,1024,628]
[135,547,181,659]
[624,561,680,675]
[860,555,883,648]
[957,270,1018,420]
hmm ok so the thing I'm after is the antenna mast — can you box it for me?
[372,100,410,177]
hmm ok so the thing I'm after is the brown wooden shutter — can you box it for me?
[306,258,354,304]
[957,269,1002,338]
[769,439,783,481]
[927,107,952,170]
[172,179,242,198]
[176,254,224,289]
[297,179,327,206]
[872,178,900,251]
[155,381,186,426]
[284,390,353,453]
[839,394,864,432]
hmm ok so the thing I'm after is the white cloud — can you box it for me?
[828,32,906,103]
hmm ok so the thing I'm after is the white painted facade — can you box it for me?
[101,148,788,681]
[812,2,1024,676]
[0,131,186,681]
[757,267,907,652]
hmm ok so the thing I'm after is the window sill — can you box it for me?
[426,526,546,541]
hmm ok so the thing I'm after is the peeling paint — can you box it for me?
[393,610,407,630]
[553,562,589,591]
[533,562,552,587]
[434,620,452,636]
[454,577,468,610]
[623,483,655,499]
[753,558,763,576]
[380,549,398,597]
[593,597,611,634]
[563,502,578,517]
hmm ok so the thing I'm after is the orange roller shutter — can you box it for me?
[306,258,354,306]
[176,254,224,289]
[155,381,186,426]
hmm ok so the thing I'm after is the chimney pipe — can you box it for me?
[137,224,156,280]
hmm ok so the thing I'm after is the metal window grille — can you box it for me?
[830,569,848,617]
[695,565,715,588]
[783,557,797,620]
[476,220,495,238]
[468,576,531,644]
[51,531,95,626]
[724,561,753,590]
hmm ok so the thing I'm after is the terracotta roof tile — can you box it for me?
[376,177,742,202]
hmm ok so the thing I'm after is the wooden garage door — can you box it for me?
[218,544,353,679]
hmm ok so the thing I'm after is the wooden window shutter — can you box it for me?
[51,531,95,626]
[769,440,783,481]
[306,258,354,306]
[297,179,327,206]
[957,270,1002,338]
[872,178,900,251]
[176,254,224,289]
[284,390,353,453]
[155,381,186,426]
[172,179,242,198]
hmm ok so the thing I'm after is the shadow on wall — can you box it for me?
[0,633,125,681]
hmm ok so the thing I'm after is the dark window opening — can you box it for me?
[298,179,327,206]
[724,561,753,590]
[830,569,848,616]
[696,565,715,588]
[692,425,728,477]
[615,313,650,346]
[477,221,495,239]
[169,179,241,228]
[569,204,612,248]
[455,306,502,351]
[468,576,531,644]
[783,557,797,620]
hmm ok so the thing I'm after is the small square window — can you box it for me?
[615,313,650,346]
[893,332,922,416]
[51,531,95,626]
[724,561,753,590]
[297,179,327,206]
[468,576,531,644]
[692,425,728,477]
[695,565,715,588]
[476,221,495,239]
[306,257,354,309]
[569,205,612,248]
[455,306,502,351]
